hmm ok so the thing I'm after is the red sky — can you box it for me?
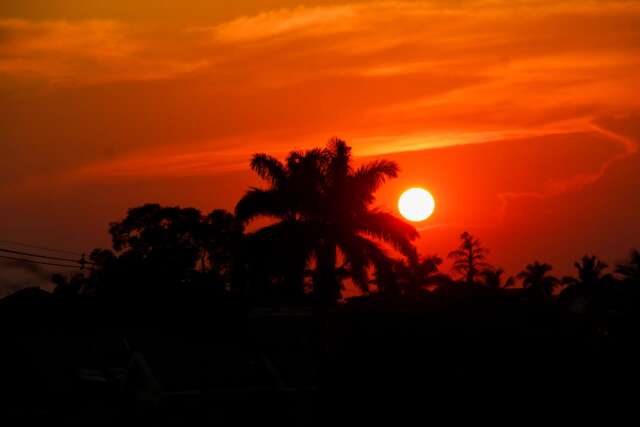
[1,1,639,294]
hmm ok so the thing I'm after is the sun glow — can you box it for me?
[398,187,435,222]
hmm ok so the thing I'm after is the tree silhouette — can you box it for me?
[235,147,329,298]
[562,255,610,289]
[77,204,245,297]
[108,204,203,277]
[480,268,514,289]
[447,232,490,285]
[517,261,559,300]
[199,209,245,291]
[390,255,451,296]
[559,255,612,314]
[235,138,418,304]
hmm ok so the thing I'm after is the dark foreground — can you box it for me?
[1,288,639,425]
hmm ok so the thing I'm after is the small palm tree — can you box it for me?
[517,261,559,300]
[559,255,613,313]
[480,268,514,289]
[562,255,610,289]
[392,254,450,296]
[448,232,490,285]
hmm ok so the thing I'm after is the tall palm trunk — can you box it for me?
[283,257,306,300]
[283,219,309,300]
[314,237,340,304]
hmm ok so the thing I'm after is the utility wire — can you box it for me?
[0,254,81,269]
[0,248,94,265]
[0,239,83,256]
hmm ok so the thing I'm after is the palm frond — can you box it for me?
[338,234,392,292]
[326,138,352,181]
[251,154,287,185]
[245,220,318,266]
[351,160,399,202]
[235,188,287,223]
[355,210,418,257]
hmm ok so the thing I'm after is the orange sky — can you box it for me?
[1,1,639,294]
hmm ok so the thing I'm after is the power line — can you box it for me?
[0,254,81,269]
[0,247,94,265]
[0,239,83,256]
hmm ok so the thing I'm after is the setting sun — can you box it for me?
[398,187,435,222]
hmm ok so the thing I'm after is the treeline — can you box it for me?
[48,139,640,314]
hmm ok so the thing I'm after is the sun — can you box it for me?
[398,187,435,222]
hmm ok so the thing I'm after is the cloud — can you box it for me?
[497,114,640,218]
[73,143,252,179]
[0,19,210,83]
[205,5,361,43]
[66,129,542,180]
[1,0,639,191]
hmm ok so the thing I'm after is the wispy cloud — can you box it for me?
[1,0,639,188]
[204,5,361,43]
[0,19,210,83]
[497,115,640,219]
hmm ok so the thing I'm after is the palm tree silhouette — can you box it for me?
[235,148,328,297]
[235,138,418,304]
[480,268,514,289]
[392,255,450,296]
[517,261,559,300]
[447,231,490,285]
[562,255,610,288]
[559,255,612,314]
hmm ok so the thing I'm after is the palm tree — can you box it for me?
[389,254,450,296]
[235,138,418,304]
[447,232,490,285]
[562,255,610,289]
[235,148,328,297]
[559,255,612,314]
[480,268,514,289]
[616,249,640,284]
[312,139,419,302]
[517,261,559,300]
